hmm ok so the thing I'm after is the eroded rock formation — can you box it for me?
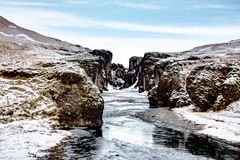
[0,61,104,127]
[109,63,125,88]
[186,63,240,111]
[134,41,240,111]
[0,16,105,127]
[79,49,113,91]
[123,56,142,88]
[137,52,172,92]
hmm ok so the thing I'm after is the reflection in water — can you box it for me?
[66,128,103,159]
[43,127,103,159]
[153,126,185,149]
[153,126,240,159]
[186,133,240,160]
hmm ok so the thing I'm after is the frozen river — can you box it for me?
[44,87,239,159]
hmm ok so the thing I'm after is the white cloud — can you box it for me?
[111,0,164,10]
[66,0,165,10]
[1,6,240,39]
[0,5,239,66]
[189,2,240,9]
[0,0,58,7]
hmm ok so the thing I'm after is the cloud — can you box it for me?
[110,0,164,10]
[188,2,240,10]
[0,4,238,66]
[0,0,58,7]
[1,6,240,39]
[66,0,165,10]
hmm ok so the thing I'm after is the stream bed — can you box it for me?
[45,88,240,160]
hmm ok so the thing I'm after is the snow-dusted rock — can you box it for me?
[137,52,172,92]
[186,63,240,111]
[0,63,104,127]
[109,63,125,88]
[0,16,106,127]
[123,56,142,88]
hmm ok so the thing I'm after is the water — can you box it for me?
[44,88,240,160]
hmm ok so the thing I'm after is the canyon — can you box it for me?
[0,16,240,159]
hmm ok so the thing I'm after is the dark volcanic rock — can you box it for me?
[156,62,191,108]
[123,56,142,88]
[148,86,159,107]
[109,63,125,88]
[221,69,240,103]
[137,52,172,92]
[186,63,240,111]
[81,49,113,90]
[129,56,143,72]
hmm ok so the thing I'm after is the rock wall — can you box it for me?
[109,63,125,88]
[134,49,240,111]
[79,49,113,91]
[0,61,104,127]
[137,52,172,92]
[0,15,108,128]
[123,56,142,88]
[186,63,240,111]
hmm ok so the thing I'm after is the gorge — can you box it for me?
[0,16,240,159]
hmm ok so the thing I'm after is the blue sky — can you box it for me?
[0,0,240,66]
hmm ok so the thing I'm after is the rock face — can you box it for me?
[79,49,113,91]
[133,40,240,111]
[156,62,191,109]
[123,56,142,88]
[186,63,240,111]
[137,52,172,92]
[0,16,105,127]
[147,86,158,107]
[109,63,125,88]
[0,61,104,127]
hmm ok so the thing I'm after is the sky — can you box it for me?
[0,0,240,66]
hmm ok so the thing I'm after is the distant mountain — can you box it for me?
[181,38,240,57]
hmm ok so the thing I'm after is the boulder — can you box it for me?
[0,63,104,127]
[148,86,158,107]
[49,67,104,127]
[156,62,190,108]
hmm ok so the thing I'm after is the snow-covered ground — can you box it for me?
[173,101,240,143]
[0,32,39,43]
[0,119,71,160]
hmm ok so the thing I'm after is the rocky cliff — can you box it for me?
[0,16,106,127]
[123,56,142,88]
[133,40,240,111]
[109,63,125,88]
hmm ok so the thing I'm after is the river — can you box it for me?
[45,87,240,160]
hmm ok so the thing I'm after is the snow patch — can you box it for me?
[8,25,17,29]
[0,119,71,159]
[0,32,14,37]
[16,34,38,43]
[0,32,39,43]
[173,101,240,143]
